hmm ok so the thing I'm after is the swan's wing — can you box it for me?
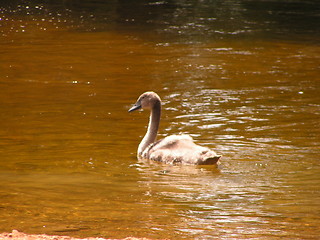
[151,134,193,149]
[145,135,221,165]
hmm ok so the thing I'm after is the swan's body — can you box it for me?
[128,91,221,165]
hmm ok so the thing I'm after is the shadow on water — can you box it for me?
[1,0,319,43]
[0,0,320,239]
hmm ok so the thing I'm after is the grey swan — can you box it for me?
[128,91,221,165]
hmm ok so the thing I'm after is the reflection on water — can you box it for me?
[0,0,320,239]
[1,0,319,43]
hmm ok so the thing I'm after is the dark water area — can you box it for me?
[0,0,320,239]
[1,0,320,43]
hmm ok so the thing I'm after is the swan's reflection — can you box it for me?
[133,158,275,238]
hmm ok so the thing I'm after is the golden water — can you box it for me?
[0,1,320,239]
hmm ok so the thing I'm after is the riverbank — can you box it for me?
[0,230,163,240]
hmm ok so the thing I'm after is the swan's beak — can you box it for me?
[128,102,141,112]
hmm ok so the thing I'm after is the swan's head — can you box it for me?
[128,91,161,112]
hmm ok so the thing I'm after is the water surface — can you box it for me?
[0,0,320,239]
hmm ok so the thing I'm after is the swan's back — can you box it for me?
[141,134,221,165]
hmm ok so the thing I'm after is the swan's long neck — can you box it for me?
[138,101,161,156]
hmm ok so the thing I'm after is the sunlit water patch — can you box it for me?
[0,0,320,239]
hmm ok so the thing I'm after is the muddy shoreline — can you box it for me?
[0,230,165,240]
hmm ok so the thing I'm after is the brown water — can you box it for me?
[1,0,320,239]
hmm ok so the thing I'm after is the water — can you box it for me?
[0,0,320,239]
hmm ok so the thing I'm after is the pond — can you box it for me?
[0,0,319,239]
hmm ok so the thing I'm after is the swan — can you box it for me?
[128,91,221,165]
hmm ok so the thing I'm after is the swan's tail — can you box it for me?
[201,155,221,165]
